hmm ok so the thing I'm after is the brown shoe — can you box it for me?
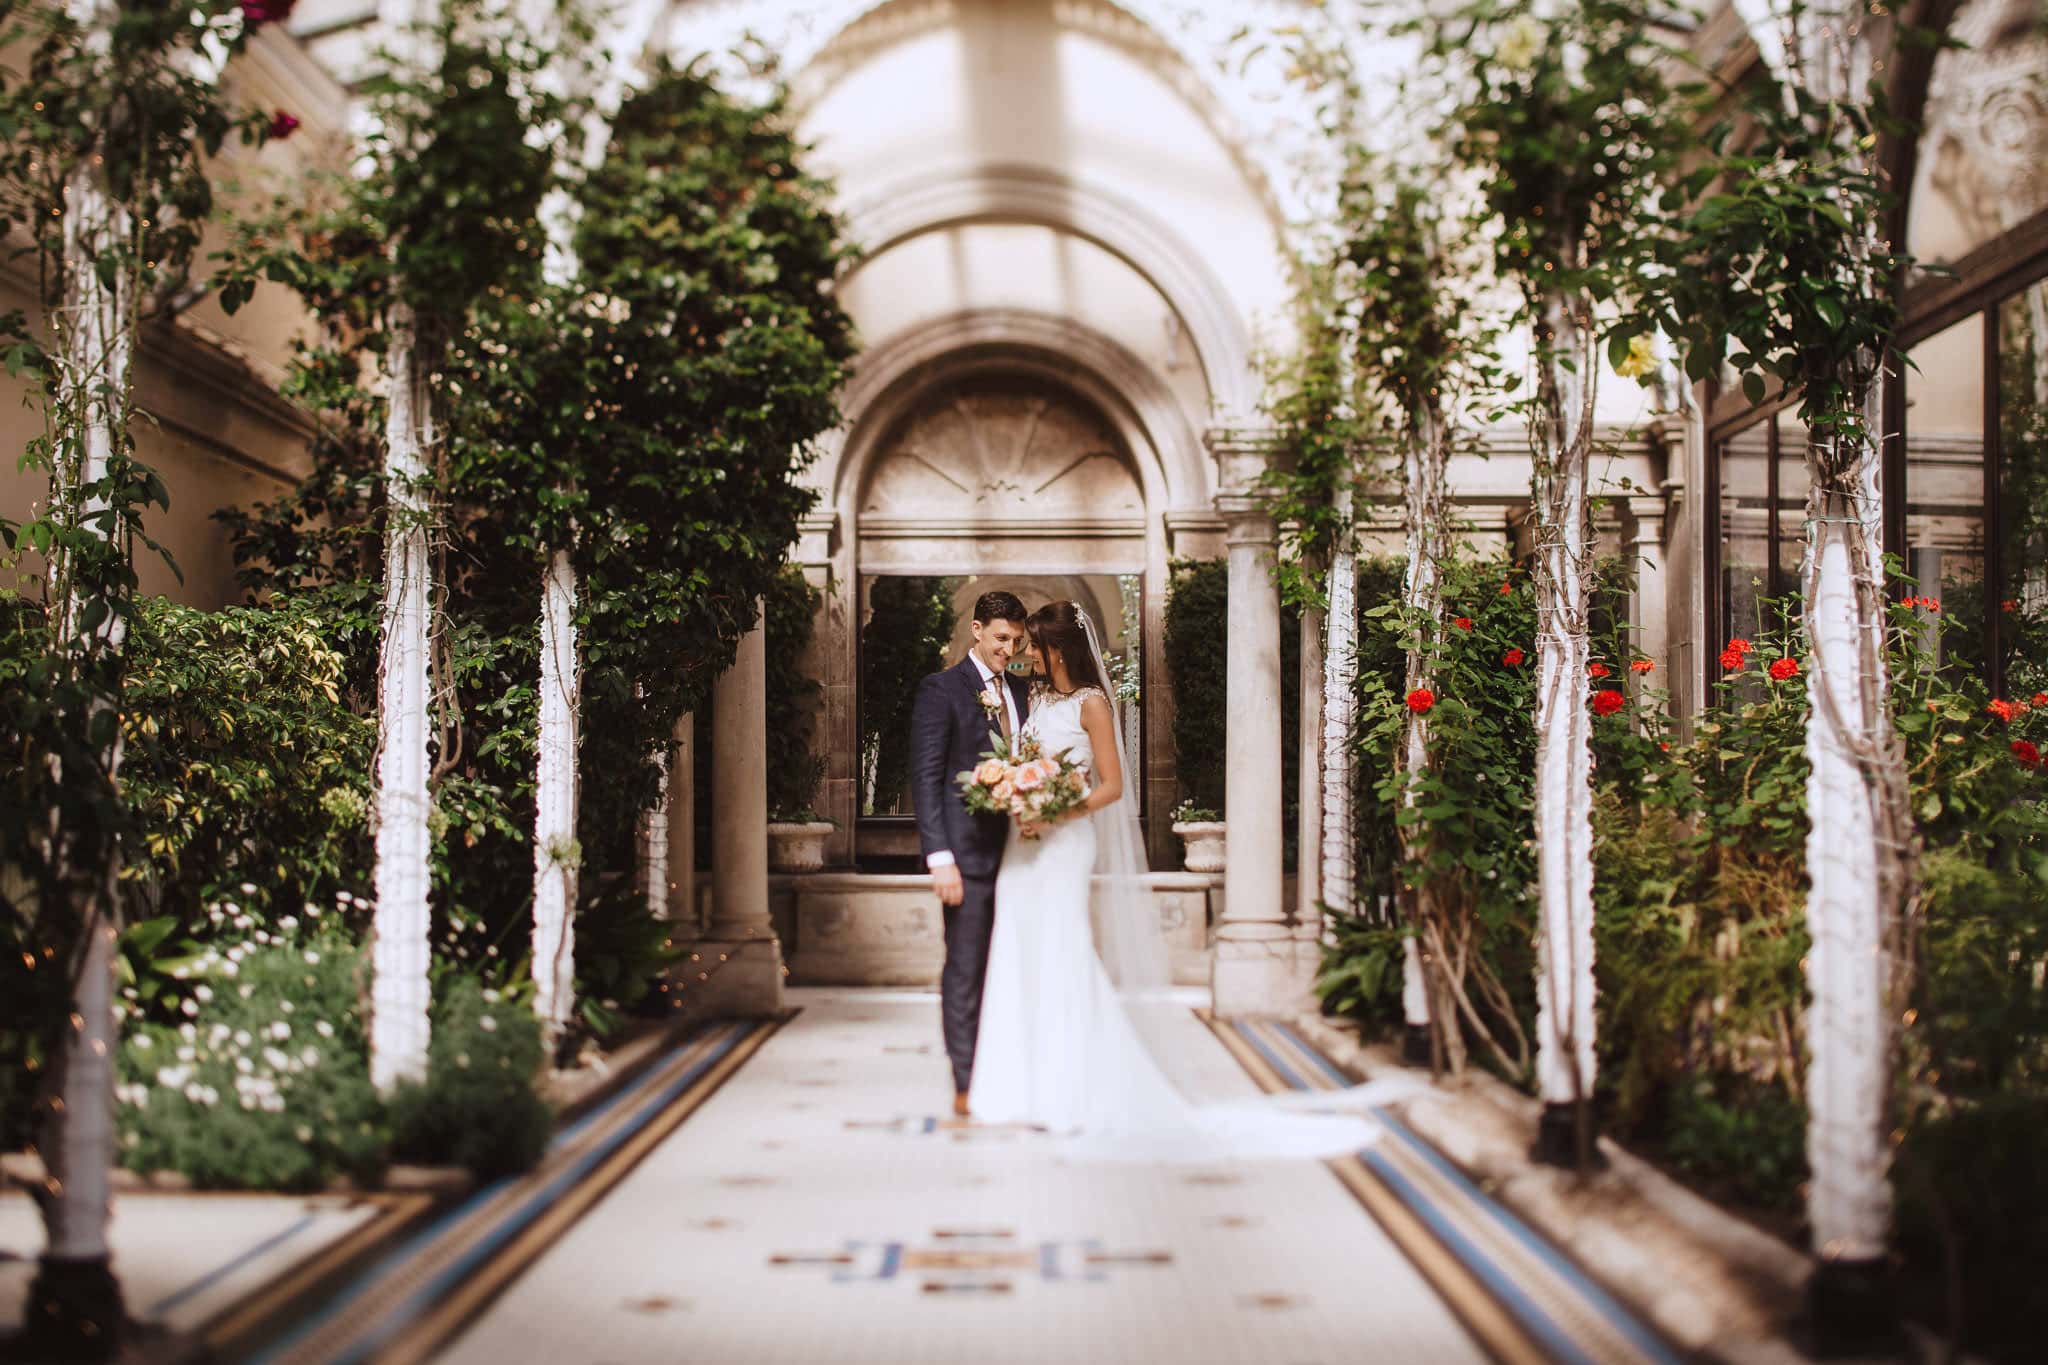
[953,1091,971,1118]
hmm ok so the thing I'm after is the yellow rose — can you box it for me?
[1496,15,1546,71]
[1615,332,1658,381]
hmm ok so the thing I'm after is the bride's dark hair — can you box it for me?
[1027,600,1108,695]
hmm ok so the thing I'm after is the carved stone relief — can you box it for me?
[861,380,1143,521]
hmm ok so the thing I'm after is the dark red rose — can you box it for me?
[1591,689,1626,717]
[267,110,301,141]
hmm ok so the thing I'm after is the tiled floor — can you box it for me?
[440,989,1488,1365]
[0,1191,382,1335]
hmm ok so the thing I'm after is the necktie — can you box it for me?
[989,675,1013,743]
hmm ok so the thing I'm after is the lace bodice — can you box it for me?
[1024,685,1108,772]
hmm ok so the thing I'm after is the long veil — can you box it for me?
[1066,606,1426,1159]
[1075,608,1171,996]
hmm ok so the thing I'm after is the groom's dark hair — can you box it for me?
[972,590,1028,626]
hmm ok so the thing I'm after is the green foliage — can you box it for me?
[859,577,957,815]
[1315,910,1407,1029]
[119,594,375,932]
[226,55,859,1046]
[765,566,826,820]
[114,932,386,1191]
[1163,561,1230,817]
[388,973,553,1181]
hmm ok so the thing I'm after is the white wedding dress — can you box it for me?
[970,685,1395,1161]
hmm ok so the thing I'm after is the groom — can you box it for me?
[909,590,1032,1118]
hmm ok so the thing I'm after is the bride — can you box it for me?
[968,600,1396,1160]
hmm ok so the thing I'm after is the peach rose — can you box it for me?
[991,779,1015,805]
[1014,764,1047,792]
[973,758,1007,787]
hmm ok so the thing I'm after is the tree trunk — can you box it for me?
[1398,413,1451,1062]
[30,21,133,1343]
[1319,486,1358,921]
[1801,380,1911,1266]
[532,545,581,1046]
[637,744,671,919]
[1530,288,1599,1150]
[370,301,435,1093]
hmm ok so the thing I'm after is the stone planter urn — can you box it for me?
[767,820,835,872]
[1171,820,1227,874]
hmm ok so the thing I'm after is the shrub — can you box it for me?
[765,565,826,821]
[859,575,957,814]
[114,932,385,1191]
[388,973,553,1180]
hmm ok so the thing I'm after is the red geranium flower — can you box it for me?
[1453,616,1473,631]
[1768,657,1799,681]
[1719,649,1744,671]
[1406,688,1436,715]
[1629,659,1654,673]
[1587,661,1610,678]
[1502,648,1525,667]
[1989,699,2017,723]
[2013,740,2043,770]
[1499,580,1513,595]
[267,110,300,141]
[1592,689,1626,717]
[1727,638,1753,655]
[2035,693,2048,707]
[2002,600,2020,613]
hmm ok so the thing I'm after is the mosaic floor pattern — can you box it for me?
[437,989,1492,1365]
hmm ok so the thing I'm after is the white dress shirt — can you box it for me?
[927,652,1020,871]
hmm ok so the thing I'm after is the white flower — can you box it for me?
[280,999,294,1014]
[269,1021,291,1040]
[171,967,188,980]
[304,951,321,965]
[239,882,257,896]
[194,985,214,1003]
[236,1056,253,1074]
[481,989,501,1005]
[176,1046,196,1062]
[221,961,239,978]
[279,916,298,932]
[155,1066,188,1088]
[178,1023,197,1041]
[478,1015,497,1032]
[180,999,199,1017]
[300,1046,319,1066]
[304,901,320,916]
[263,1046,291,1069]
[133,1034,153,1050]
[296,1125,313,1142]
[239,984,255,999]
[234,1029,252,1047]
[314,1020,335,1039]
[1496,14,1545,70]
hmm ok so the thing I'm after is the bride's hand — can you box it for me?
[1018,817,1044,839]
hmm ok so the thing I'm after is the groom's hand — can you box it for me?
[931,863,964,907]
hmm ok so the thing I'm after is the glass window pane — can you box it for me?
[1719,421,1772,647]
[1775,412,1811,616]
[1905,314,1990,678]
[2001,282,2048,695]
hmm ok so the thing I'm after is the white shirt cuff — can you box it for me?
[926,850,957,870]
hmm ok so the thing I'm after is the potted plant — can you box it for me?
[1168,799,1226,873]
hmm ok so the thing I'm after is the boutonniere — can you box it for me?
[977,689,1003,718]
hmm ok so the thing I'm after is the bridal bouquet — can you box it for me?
[956,734,1090,837]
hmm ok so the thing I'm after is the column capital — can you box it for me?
[1205,425,1286,521]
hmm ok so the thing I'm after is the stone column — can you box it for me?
[1296,603,1324,926]
[1624,494,1670,683]
[1208,431,1300,1016]
[688,612,785,1016]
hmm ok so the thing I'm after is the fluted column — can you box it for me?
[1208,430,1301,1016]
[687,611,784,1016]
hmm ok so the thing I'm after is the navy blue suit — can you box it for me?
[910,655,1030,1092]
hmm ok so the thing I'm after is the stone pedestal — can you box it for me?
[1207,430,1306,1017]
[688,613,785,1017]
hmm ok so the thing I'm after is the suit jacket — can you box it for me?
[910,655,1032,880]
